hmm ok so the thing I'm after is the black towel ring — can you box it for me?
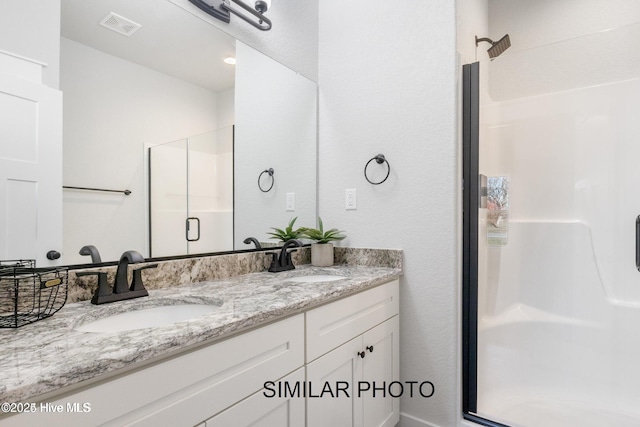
[258,168,275,192]
[364,154,390,185]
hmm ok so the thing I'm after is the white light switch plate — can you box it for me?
[286,192,295,211]
[345,188,357,210]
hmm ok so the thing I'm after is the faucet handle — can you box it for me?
[77,271,111,304]
[267,252,281,272]
[285,248,297,264]
[131,263,158,292]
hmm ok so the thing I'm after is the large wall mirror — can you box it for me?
[58,0,317,265]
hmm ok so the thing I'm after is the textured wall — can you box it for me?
[318,1,458,426]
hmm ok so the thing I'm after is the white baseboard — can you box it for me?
[399,412,441,427]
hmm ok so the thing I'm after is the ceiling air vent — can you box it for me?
[99,12,142,37]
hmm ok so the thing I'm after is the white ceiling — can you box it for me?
[61,0,236,92]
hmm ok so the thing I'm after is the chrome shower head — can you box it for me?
[475,34,511,59]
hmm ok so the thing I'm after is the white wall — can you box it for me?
[61,37,219,264]
[318,1,458,426]
[0,0,61,88]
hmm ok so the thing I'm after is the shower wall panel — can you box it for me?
[480,77,640,306]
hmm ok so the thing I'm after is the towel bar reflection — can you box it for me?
[63,186,131,196]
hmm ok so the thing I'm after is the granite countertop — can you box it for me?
[0,264,401,403]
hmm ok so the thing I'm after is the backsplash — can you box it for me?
[334,247,403,269]
[68,247,402,303]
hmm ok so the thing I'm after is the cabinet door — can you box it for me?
[206,368,305,427]
[306,280,399,362]
[306,336,363,427]
[362,316,399,427]
[0,69,62,265]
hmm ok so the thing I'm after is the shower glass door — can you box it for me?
[149,127,234,257]
[464,23,640,427]
[149,138,188,257]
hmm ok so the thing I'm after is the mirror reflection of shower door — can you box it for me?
[149,138,188,257]
[186,127,234,255]
[149,127,234,257]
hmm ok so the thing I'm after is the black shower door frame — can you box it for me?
[461,61,510,427]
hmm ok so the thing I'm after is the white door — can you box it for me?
[0,70,62,266]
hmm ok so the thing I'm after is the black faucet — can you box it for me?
[243,237,262,249]
[79,245,102,263]
[114,250,145,294]
[77,250,157,305]
[268,239,302,273]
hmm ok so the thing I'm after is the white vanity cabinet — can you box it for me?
[306,280,400,427]
[2,314,304,427]
[2,278,400,427]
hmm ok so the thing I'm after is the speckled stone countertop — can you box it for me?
[0,264,401,403]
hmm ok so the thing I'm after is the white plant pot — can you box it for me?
[311,243,334,267]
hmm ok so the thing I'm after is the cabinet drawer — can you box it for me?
[1,314,304,427]
[123,314,304,426]
[306,280,399,362]
[205,367,305,426]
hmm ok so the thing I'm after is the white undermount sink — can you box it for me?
[75,304,220,333]
[289,275,347,283]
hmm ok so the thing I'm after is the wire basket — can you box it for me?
[0,259,36,269]
[0,261,68,328]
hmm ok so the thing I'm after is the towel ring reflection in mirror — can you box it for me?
[364,154,390,185]
[258,168,275,192]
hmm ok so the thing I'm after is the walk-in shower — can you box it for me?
[463,21,640,427]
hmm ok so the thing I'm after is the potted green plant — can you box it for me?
[302,217,346,267]
[267,217,306,243]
